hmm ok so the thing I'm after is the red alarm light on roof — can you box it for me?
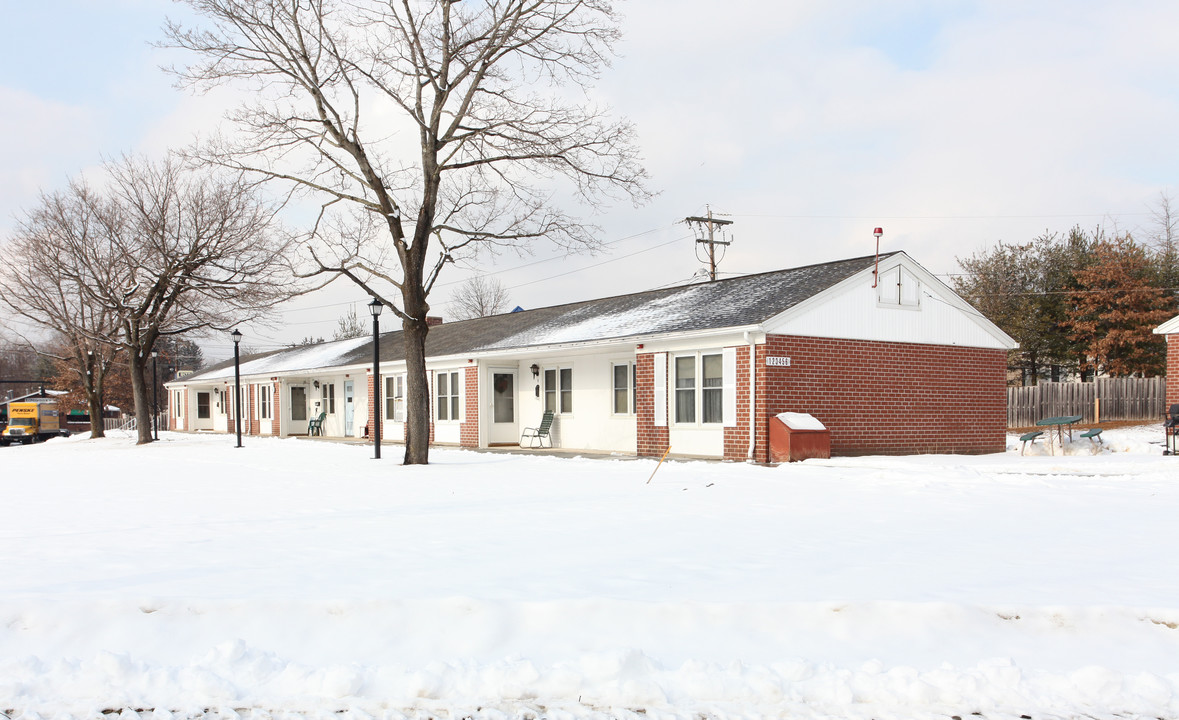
[873,227,883,237]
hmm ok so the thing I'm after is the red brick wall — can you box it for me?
[367,371,380,441]
[760,335,1007,456]
[1167,334,1178,407]
[272,380,281,435]
[722,344,757,461]
[636,353,669,456]
[247,384,258,435]
[460,366,479,448]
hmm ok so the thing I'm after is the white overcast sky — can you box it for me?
[4,0,1179,361]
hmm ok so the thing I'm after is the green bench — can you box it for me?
[1079,428,1103,448]
[1019,430,1043,455]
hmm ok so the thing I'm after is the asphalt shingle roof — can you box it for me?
[182,252,890,383]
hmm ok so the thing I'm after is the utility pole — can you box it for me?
[684,206,733,281]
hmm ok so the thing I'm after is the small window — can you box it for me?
[560,368,572,414]
[544,369,557,413]
[878,265,921,308]
[437,371,460,421]
[544,367,573,414]
[612,363,629,414]
[323,383,336,414]
[702,354,723,424]
[259,386,272,420]
[674,356,695,423]
[197,392,211,419]
[386,375,405,422]
[612,362,638,415]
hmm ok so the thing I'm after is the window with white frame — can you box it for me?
[437,371,461,421]
[877,265,921,308]
[174,391,183,419]
[544,367,573,414]
[612,362,637,415]
[385,375,405,422]
[674,353,724,425]
[259,385,272,420]
[323,382,336,414]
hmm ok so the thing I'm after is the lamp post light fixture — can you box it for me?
[151,349,159,441]
[368,299,383,459]
[231,328,243,448]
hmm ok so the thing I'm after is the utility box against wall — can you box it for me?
[769,412,830,463]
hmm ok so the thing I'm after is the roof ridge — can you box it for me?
[446,251,895,324]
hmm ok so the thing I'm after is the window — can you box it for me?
[437,371,460,421]
[702,354,723,424]
[612,362,637,415]
[386,375,405,421]
[674,356,695,423]
[259,385,272,420]
[197,392,211,419]
[544,367,573,414]
[174,391,182,418]
[877,265,921,308]
[323,383,336,414]
[674,353,725,425]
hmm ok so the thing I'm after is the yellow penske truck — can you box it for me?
[0,399,70,445]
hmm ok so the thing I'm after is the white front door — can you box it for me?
[344,380,354,436]
[489,369,518,445]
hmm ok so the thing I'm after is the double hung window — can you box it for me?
[437,371,460,421]
[385,375,404,421]
[544,367,573,414]
[674,353,724,425]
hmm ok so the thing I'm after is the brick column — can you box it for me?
[636,353,669,457]
[1168,334,1178,407]
[460,366,479,448]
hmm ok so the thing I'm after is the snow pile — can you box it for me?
[1,427,1178,719]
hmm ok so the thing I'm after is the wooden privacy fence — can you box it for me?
[1007,377,1168,427]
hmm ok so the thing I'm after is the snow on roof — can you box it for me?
[184,335,371,383]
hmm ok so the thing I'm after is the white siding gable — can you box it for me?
[764,253,1017,350]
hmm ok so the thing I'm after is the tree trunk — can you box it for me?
[402,314,431,465]
[130,351,153,445]
[87,388,106,439]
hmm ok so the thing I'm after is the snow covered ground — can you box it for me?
[2,426,1178,719]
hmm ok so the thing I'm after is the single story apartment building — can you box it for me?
[166,251,1017,460]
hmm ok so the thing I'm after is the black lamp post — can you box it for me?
[368,298,383,459]
[151,349,159,441]
[231,328,243,448]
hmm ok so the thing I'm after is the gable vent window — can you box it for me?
[877,265,921,308]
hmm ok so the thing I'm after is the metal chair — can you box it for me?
[521,411,554,448]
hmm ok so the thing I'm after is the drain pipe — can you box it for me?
[745,331,757,462]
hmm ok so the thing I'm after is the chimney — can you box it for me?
[426,316,444,327]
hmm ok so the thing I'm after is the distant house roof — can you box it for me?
[1155,313,1179,335]
[179,253,895,384]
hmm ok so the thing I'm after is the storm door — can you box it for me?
[489,370,518,445]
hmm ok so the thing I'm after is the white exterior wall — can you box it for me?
[766,256,1015,349]
[504,347,637,453]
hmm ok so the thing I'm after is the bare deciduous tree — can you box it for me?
[166,0,651,464]
[333,306,368,340]
[447,275,511,320]
[1,184,126,437]
[3,156,298,444]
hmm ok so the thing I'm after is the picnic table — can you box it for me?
[1035,415,1083,454]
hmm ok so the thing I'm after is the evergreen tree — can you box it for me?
[1068,235,1173,377]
